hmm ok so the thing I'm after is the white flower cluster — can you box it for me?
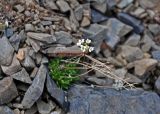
[77,39,94,52]
[112,80,124,90]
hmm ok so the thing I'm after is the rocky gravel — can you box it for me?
[0,0,160,114]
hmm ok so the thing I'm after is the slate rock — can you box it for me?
[5,28,14,38]
[74,5,83,21]
[22,64,47,109]
[9,33,21,51]
[117,0,133,9]
[118,12,144,34]
[148,24,160,36]
[125,33,141,46]
[67,85,160,114]
[0,36,14,66]
[80,24,107,53]
[46,74,68,111]
[0,106,15,114]
[118,45,143,62]
[55,31,73,45]
[14,4,25,13]
[134,59,158,77]
[43,45,83,57]
[37,100,54,114]
[91,1,107,14]
[0,77,18,105]
[45,0,58,10]
[22,56,36,70]
[25,24,35,32]
[105,32,120,49]
[91,9,108,23]
[102,18,133,38]
[152,50,160,60]
[155,76,160,94]
[56,0,70,13]
[1,55,22,75]
[11,68,32,84]
[41,21,52,26]
[27,32,56,44]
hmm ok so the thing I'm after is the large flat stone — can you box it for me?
[21,64,47,109]
[0,36,14,66]
[0,77,18,105]
[67,85,160,114]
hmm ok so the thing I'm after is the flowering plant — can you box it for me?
[77,39,94,52]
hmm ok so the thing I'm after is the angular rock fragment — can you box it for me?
[117,0,133,9]
[0,36,14,66]
[134,59,158,76]
[102,18,133,38]
[27,32,56,44]
[0,77,18,105]
[22,56,36,70]
[155,76,160,94]
[74,5,83,21]
[118,13,144,34]
[9,33,21,51]
[22,64,47,109]
[56,0,70,13]
[55,31,73,45]
[152,51,160,60]
[1,55,22,75]
[11,68,32,84]
[118,45,143,62]
[68,85,160,114]
[91,9,108,23]
[0,106,15,114]
[125,33,141,46]
[46,74,68,111]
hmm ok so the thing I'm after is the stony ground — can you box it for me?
[0,0,160,114]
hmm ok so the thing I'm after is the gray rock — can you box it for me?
[74,5,83,21]
[118,45,143,62]
[9,33,21,51]
[155,76,160,94]
[25,104,38,114]
[43,45,82,57]
[22,64,47,109]
[51,109,63,114]
[105,32,120,49]
[22,56,35,70]
[14,4,25,13]
[91,9,108,23]
[0,77,18,105]
[91,1,107,14]
[134,59,158,77]
[55,31,72,45]
[0,36,14,66]
[148,24,160,36]
[70,9,79,31]
[25,24,35,32]
[56,0,70,13]
[80,24,107,53]
[67,85,160,114]
[27,32,56,44]
[125,73,142,84]
[5,28,14,38]
[131,7,145,17]
[37,100,53,114]
[27,38,41,52]
[117,0,133,9]
[1,55,22,75]
[86,77,107,86]
[41,21,52,26]
[11,68,32,84]
[114,68,127,79]
[125,33,141,46]
[152,50,160,60]
[102,18,133,38]
[46,74,68,110]
[138,0,158,9]
[0,106,15,114]
[45,0,58,10]
[118,12,144,34]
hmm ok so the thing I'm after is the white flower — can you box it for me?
[80,45,86,52]
[76,42,81,46]
[86,39,91,44]
[89,47,94,52]
[81,39,85,43]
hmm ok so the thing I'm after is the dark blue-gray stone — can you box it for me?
[152,51,160,60]
[46,74,68,111]
[91,9,108,23]
[5,28,13,38]
[67,85,160,114]
[0,106,14,114]
[118,12,144,34]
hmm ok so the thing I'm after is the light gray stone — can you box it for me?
[0,77,18,105]
[125,33,141,46]
[56,0,70,13]
[0,36,14,66]
[155,76,160,94]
